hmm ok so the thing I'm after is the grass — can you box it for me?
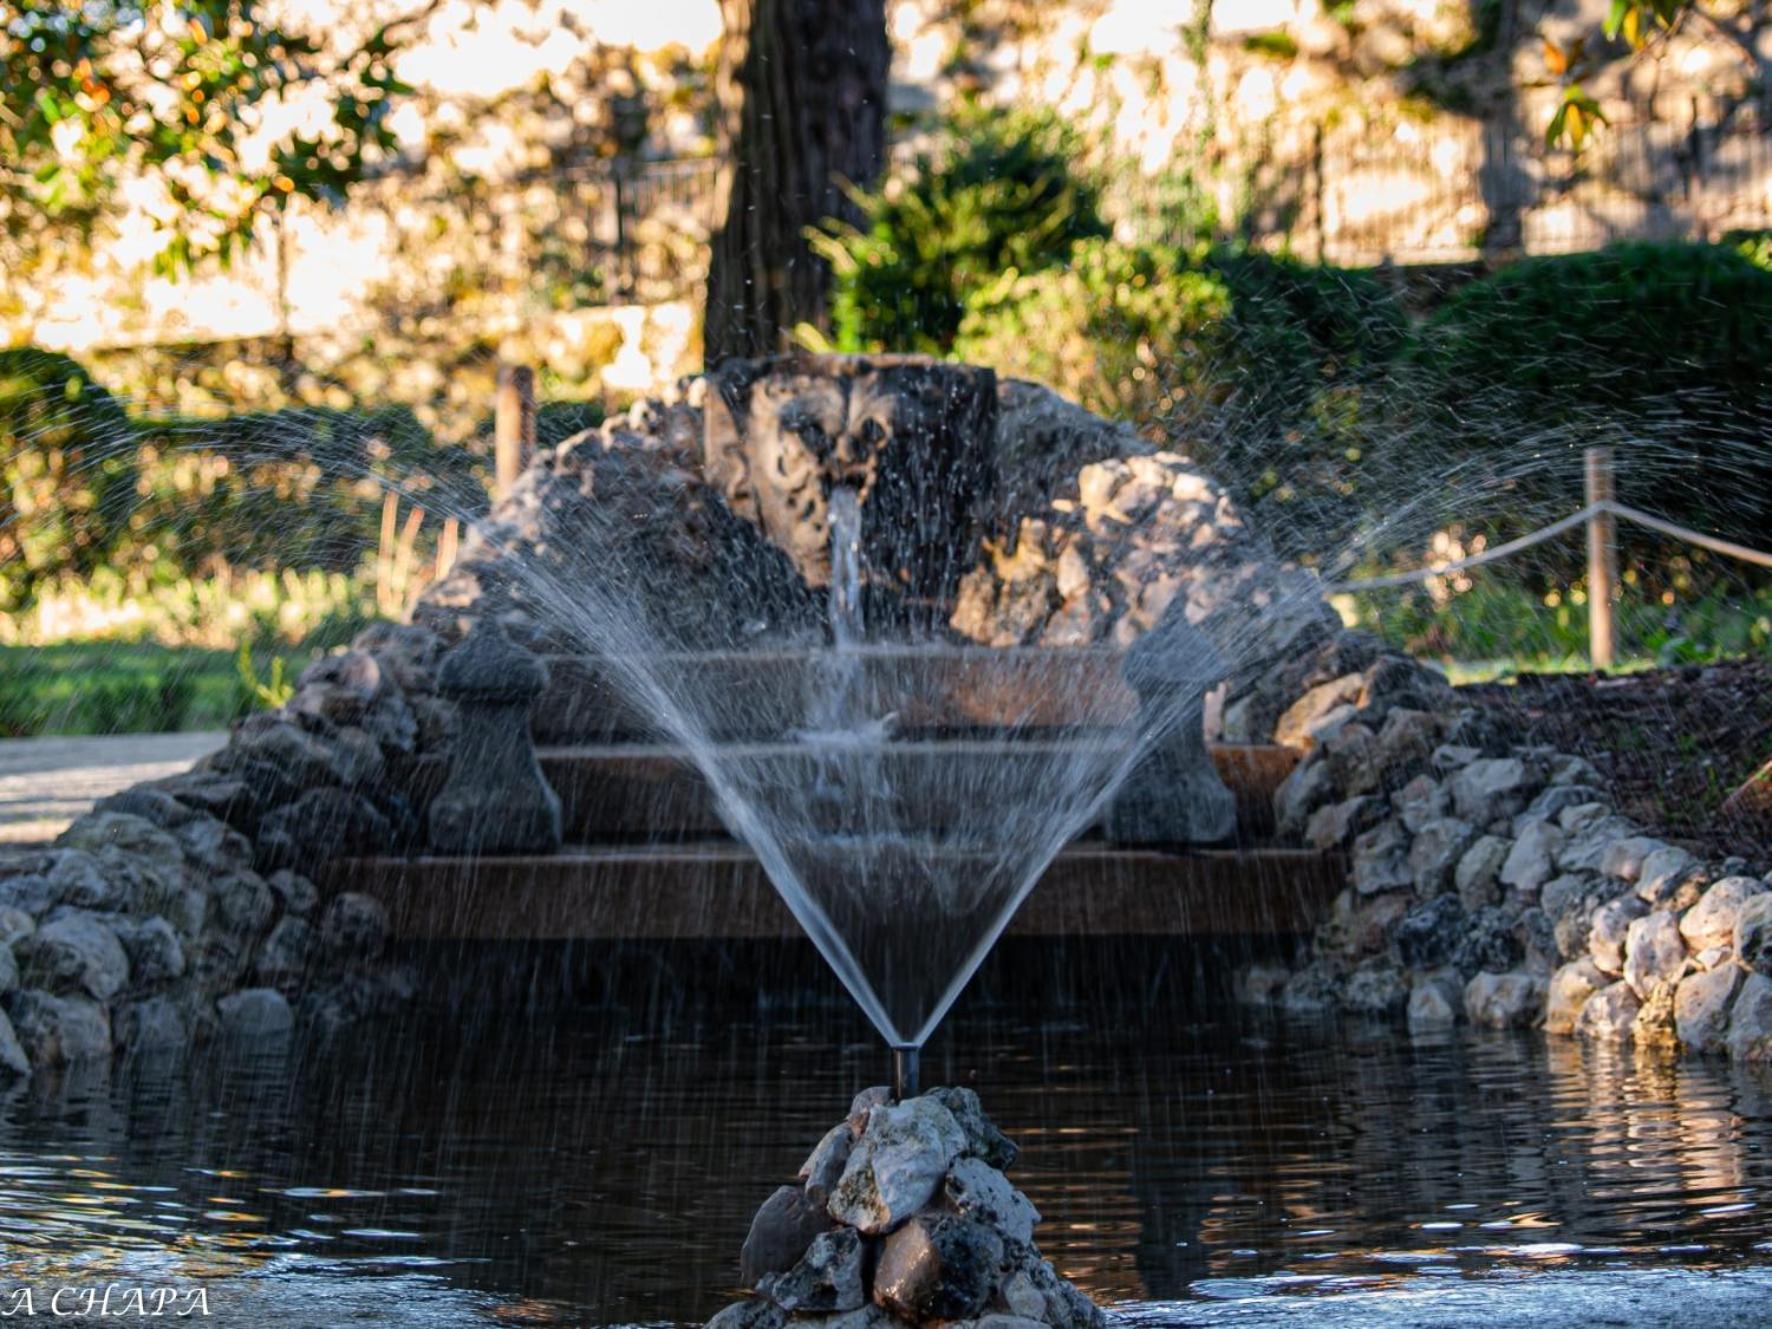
[0,641,314,738]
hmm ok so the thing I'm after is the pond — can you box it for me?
[3,952,1772,1327]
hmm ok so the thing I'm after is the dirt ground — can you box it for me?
[1461,658,1772,859]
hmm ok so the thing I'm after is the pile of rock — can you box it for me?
[0,622,445,1076]
[710,1086,1105,1329]
[1238,645,1772,1060]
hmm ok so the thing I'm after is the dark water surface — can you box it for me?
[3,982,1772,1326]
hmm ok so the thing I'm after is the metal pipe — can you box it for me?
[892,1046,920,1101]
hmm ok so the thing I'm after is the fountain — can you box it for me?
[469,356,1233,1077]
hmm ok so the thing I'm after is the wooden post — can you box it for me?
[494,363,536,500]
[1585,446,1617,672]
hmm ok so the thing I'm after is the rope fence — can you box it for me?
[1323,447,1772,669]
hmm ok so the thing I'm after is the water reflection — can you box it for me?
[0,980,1768,1325]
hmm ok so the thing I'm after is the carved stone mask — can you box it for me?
[703,354,998,629]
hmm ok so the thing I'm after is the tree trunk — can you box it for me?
[705,0,889,365]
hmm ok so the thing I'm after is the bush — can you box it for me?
[1406,240,1772,557]
[0,348,137,610]
[812,105,1109,355]
[1414,241,1772,409]
[955,241,1408,539]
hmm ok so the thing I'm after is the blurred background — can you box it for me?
[3,0,1771,740]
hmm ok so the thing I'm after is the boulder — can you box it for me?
[1589,895,1648,975]
[1732,894,1772,977]
[1392,775,1450,834]
[1574,981,1641,1042]
[1675,965,1741,1055]
[1394,895,1465,969]
[0,1009,27,1077]
[942,1156,1040,1245]
[19,912,129,1001]
[1449,758,1534,825]
[799,1124,854,1205]
[1680,876,1766,954]
[1727,973,1772,1061]
[742,1185,834,1287]
[255,916,316,991]
[1622,911,1687,1000]
[873,1213,1004,1322]
[828,1097,967,1235]
[319,892,390,960]
[1305,796,1386,850]
[216,988,294,1040]
[1463,970,1546,1029]
[926,1086,1019,1170]
[1636,846,1706,909]
[1545,957,1607,1036]
[1350,820,1412,896]
[1409,818,1478,896]
[760,1228,865,1314]
[1455,835,1512,910]
[1498,821,1564,896]
[1406,969,1463,1031]
[7,989,111,1065]
[114,996,187,1054]
[1450,906,1523,977]
[111,916,185,986]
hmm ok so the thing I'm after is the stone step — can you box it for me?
[529,646,1137,744]
[536,742,1298,843]
[323,842,1343,942]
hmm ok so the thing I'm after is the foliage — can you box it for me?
[236,639,293,708]
[2,345,485,610]
[1340,571,1772,677]
[1413,241,1772,408]
[1,0,422,277]
[1406,243,1772,552]
[810,105,1109,354]
[956,240,1408,528]
[0,348,137,608]
[1542,0,1694,148]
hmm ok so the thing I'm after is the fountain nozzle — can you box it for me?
[892,1045,920,1101]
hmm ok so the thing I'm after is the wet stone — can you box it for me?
[0,908,32,950]
[1450,905,1523,978]
[706,1298,786,1329]
[1344,961,1409,1018]
[1732,894,1772,977]
[1409,818,1478,896]
[7,989,111,1066]
[114,996,187,1054]
[943,1156,1040,1245]
[799,1124,854,1205]
[216,988,295,1040]
[1623,911,1687,999]
[1575,981,1641,1043]
[1406,970,1463,1031]
[741,1185,833,1288]
[1464,970,1546,1029]
[1675,965,1742,1055]
[760,1228,865,1314]
[828,1097,967,1235]
[926,1086,1018,1170]
[873,1212,1004,1322]
[319,892,390,960]
[111,916,185,987]
[266,870,319,918]
[213,872,276,937]
[1728,973,1772,1060]
[1590,895,1649,976]
[19,912,129,1002]
[1545,957,1608,1036]
[0,1009,27,1078]
[1455,835,1512,910]
[1498,820,1564,896]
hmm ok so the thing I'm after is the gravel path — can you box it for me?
[0,731,227,845]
